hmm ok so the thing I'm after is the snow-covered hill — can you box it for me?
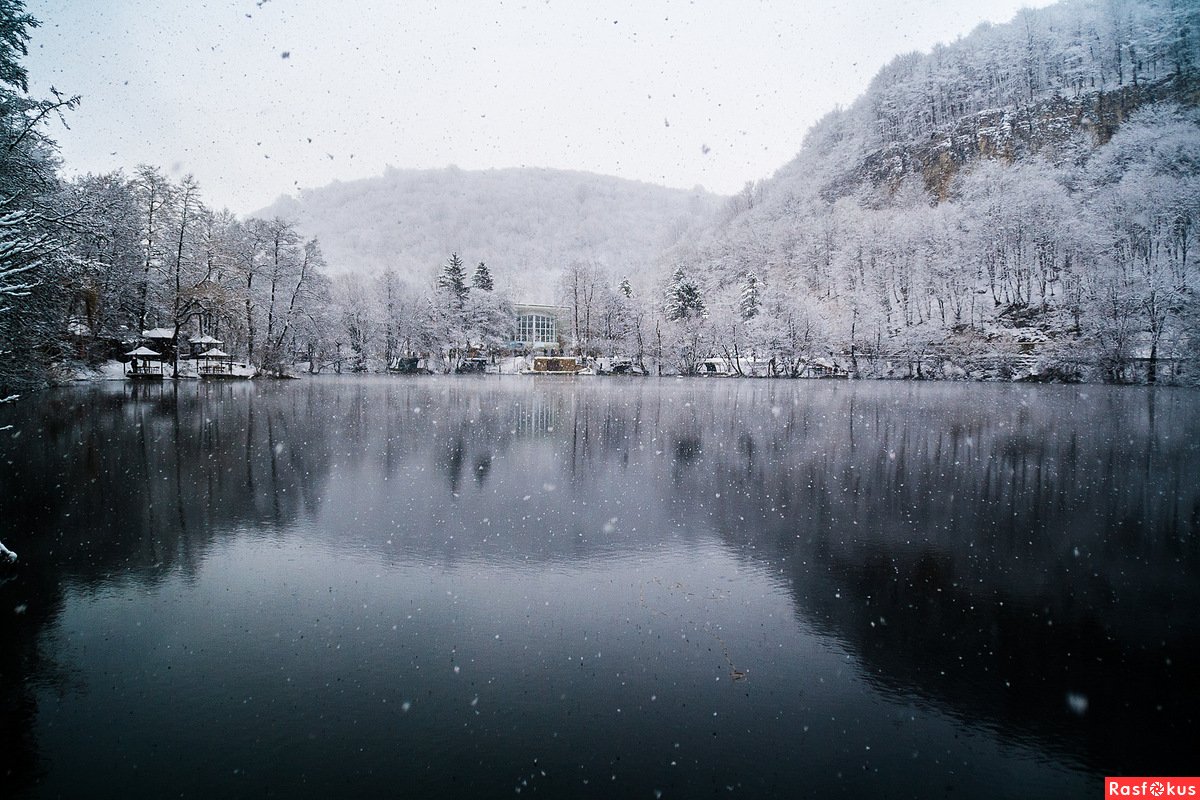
[661,0,1199,382]
[256,166,723,304]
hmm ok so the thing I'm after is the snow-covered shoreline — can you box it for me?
[53,359,257,384]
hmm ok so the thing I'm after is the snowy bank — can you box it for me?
[54,359,128,383]
[55,359,257,383]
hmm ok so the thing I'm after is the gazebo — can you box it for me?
[141,328,177,364]
[189,334,223,358]
[197,347,234,378]
[125,346,164,379]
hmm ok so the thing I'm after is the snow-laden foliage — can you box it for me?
[436,252,469,309]
[0,3,79,392]
[664,266,705,322]
[653,0,1200,382]
[4,0,1198,384]
[739,273,760,321]
[50,168,332,376]
[472,261,494,292]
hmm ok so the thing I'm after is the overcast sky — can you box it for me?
[25,0,1052,215]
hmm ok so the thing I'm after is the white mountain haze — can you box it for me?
[257,166,725,304]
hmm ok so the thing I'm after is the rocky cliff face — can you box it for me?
[892,74,1200,201]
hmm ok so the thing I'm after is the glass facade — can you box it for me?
[516,313,556,345]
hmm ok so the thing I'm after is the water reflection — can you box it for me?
[691,383,1199,774]
[0,378,1196,797]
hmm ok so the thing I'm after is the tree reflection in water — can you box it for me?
[0,377,1195,797]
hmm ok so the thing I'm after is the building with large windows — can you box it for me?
[511,304,570,353]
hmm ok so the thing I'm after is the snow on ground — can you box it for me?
[58,359,258,382]
[61,360,128,382]
[175,360,256,379]
[494,356,530,374]
[229,362,256,378]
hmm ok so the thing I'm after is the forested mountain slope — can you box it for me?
[665,0,1199,382]
[258,167,722,303]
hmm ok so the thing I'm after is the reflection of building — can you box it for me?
[511,304,570,353]
[512,393,560,437]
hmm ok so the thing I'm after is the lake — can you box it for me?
[1,376,1196,798]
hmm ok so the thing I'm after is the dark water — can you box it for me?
[0,377,1196,799]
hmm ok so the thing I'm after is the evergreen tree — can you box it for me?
[437,252,469,308]
[740,272,760,320]
[619,277,632,298]
[472,260,494,292]
[664,266,704,321]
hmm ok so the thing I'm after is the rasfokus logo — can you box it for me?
[1106,778,1200,797]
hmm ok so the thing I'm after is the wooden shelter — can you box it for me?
[189,334,223,359]
[125,346,165,379]
[197,347,239,378]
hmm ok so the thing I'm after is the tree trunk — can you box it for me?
[245,273,255,365]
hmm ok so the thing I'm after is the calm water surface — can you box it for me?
[0,377,1196,798]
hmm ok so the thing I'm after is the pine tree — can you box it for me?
[472,261,494,292]
[619,277,632,298]
[664,266,704,321]
[664,267,684,319]
[437,252,469,308]
[740,272,760,320]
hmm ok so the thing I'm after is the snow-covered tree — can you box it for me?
[262,236,325,374]
[60,172,143,351]
[0,2,79,392]
[437,252,469,309]
[739,272,761,320]
[290,267,333,372]
[332,272,374,372]
[164,175,204,376]
[1085,104,1200,382]
[472,261,494,292]
[465,289,514,354]
[664,266,705,322]
[559,260,602,354]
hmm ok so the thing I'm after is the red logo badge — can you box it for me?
[1106,778,1200,798]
